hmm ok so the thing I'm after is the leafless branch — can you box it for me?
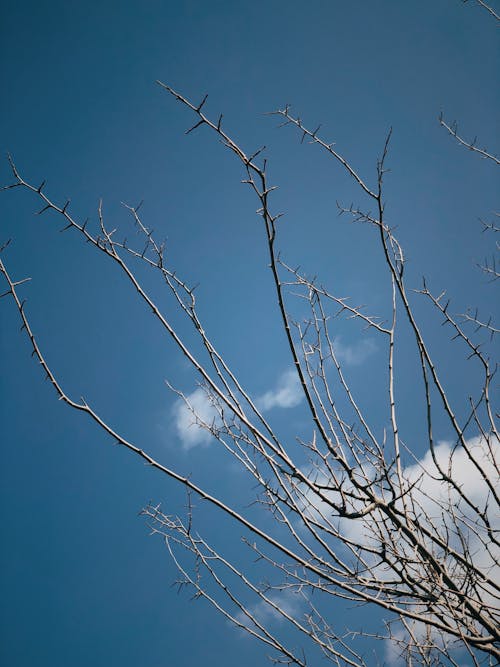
[439,115,500,165]
[463,0,500,21]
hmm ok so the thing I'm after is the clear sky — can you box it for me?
[0,2,498,666]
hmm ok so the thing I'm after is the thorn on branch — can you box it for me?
[36,204,52,216]
[197,94,208,112]
[249,146,266,162]
[0,238,12,253]
[2,182,22,192]
[263,186,278,195]
[185,119,205,135]
[7,153,21,180]
[13,277,31,288]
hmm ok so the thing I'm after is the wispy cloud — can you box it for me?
[256,369,304,412]
[333,336,376,366]
[171,387,220,450]
[172,369,305,450]
[235,589,303,633]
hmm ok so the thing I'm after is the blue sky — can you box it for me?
[0,2,498,666]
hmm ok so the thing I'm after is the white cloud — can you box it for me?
[171,387,220,450]
[401,436,499,586]
[300,435,499,559]
[384,628,406,667]
[235,589,303,632]
[296,435,499,663]
[256,369,304,412]
[333,336,376,366]
[171,369,305,450]
[383,618,470,666]
[403,436,498,514]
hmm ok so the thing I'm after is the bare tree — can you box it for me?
[1,10,498,667]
